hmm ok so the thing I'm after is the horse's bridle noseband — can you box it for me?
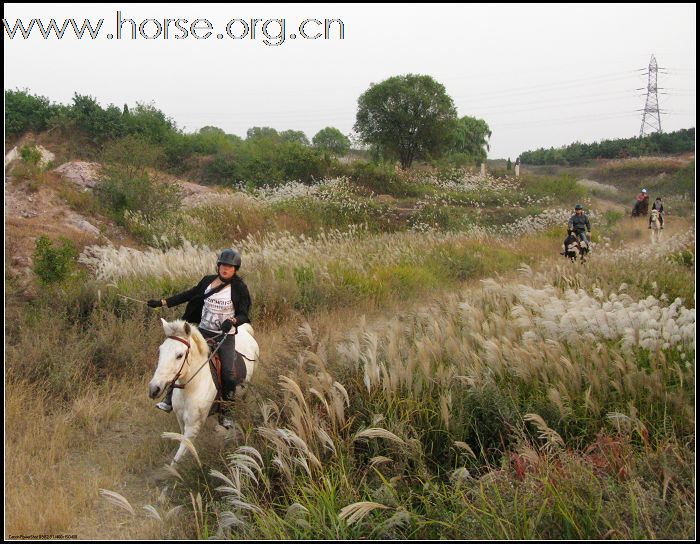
[166,335,191,390]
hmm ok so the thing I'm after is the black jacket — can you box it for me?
[568,213,591,233]
[165,275,251,326]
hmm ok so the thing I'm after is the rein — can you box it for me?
[167,327,238,390]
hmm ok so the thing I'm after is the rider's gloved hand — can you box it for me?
[220,319,236,333]
[147,299,163,308]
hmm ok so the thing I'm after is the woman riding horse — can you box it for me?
[147,248,251,429]
[649,197,664,229]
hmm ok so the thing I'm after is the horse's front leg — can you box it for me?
[172,412,206,465]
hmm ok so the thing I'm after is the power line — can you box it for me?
[491,111,638,130]
[453,72,640,102]
[466,91,639,116]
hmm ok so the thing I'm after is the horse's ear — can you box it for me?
[161,318,169,332]
[184,322,191,336]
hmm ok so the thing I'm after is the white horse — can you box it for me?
[149,318,259,464]
[649,209,662,244]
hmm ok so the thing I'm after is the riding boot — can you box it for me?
[156,386,173,412]
[218,385,236,429]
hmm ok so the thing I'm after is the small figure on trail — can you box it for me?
[649,196,664,229]
[147,248,251,429]
[568,204,591,246]
[633,188,650,217]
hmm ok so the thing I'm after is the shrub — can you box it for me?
[668,249,694,268]
[203,139,328,187]
[32,236,79,285]
[350,161,428,197]
[521,174,587,203]
[97,171,182,223]
[20,145,42,166]
[654,161,695,197]
[97,136,181,225]
[602,209,625,228]
[12,144,44,184]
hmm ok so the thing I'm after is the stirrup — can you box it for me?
[155,401,173,412]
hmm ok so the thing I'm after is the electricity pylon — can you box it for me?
[639,55,662,136]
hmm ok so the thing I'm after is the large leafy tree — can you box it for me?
[5,89,56,136]
[246,126,280,141]
[312,127,351,156]
[450,116,492,164]
[354,74,457,168]
[280,129,310,146]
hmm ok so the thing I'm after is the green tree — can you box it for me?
[69,93,126,143]
[312,127,351,156]
[123,102,175,144]
[246,126,280,141]
[354,74,457,168]
[450,115,492,165]
[199,126,225,135]
[280,129,310,146]
[5,89,56,136]
[191,126,236,154]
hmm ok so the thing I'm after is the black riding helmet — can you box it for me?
[217,248,242,270]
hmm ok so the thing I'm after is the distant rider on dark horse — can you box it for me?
[633,188,649,217]
[566,204,591,251]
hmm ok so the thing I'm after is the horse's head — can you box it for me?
[148,318,207,399]
[651,209,659,220]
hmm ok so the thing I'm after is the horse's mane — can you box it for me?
[166,319,209,358]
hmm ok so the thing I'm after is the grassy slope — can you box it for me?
[4,154,695,539]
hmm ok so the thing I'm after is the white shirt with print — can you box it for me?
[200,284,235,333]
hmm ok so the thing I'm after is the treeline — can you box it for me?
[520,128,695,166]
[5,89,352,186]
[6,78,495,184]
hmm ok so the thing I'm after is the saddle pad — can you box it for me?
[232,351,247,384]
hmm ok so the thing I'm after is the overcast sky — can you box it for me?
[4,3,696,159]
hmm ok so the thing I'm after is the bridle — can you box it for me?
[162,329,238,392]
[166,335,191,390]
